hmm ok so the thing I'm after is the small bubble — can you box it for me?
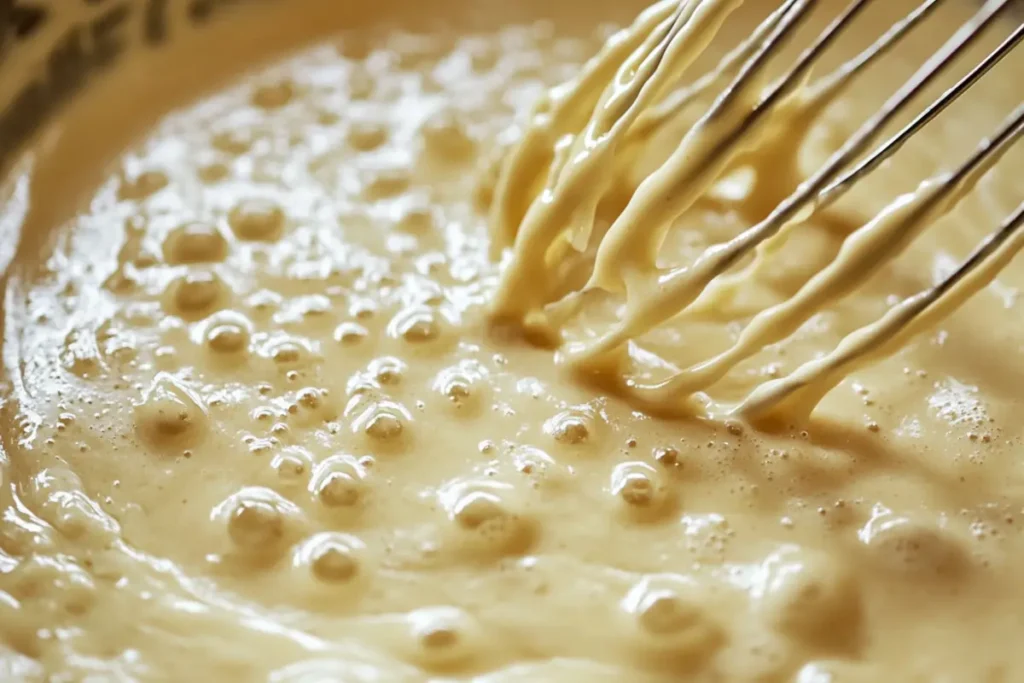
[162,221,229,264]
[310,454,367,508]
[271,447,314,486]
[345,375,382,404]
[207,324,248,353]
[637,592,700,636]
[211,129,253,155]
[611,461,671,518]
[349,298,378,320]
[421,624,458,649]
[441,479,535,557]
[860,512,967,578]
[251,79,296,109]
[265,337,316,370]
[509,445,568,490]
[229,502,282,548]
[369,356,407,385]
[202,310,253,354]
[421,109,476,161]
[307,534,364,582]
[347,120,389,151]
[452,491,505,530]
[408,606,480,670]
[364,410,404,441]
[363,167,412,199]
[169,271,226,318]
[754,546,862,646]
[614,468,655,506]
[544,408,593,445]
[293,295,332,322]
[432,365,481,410]
[250,411,274,428]
[274,345,302,364]
[247,289,284,318]
[229,199,285,241]
[396,204,436,234]
[216,487,302,556]
[446,379,471,400]
[315,472,363,507]
[622,576,723,661]
[388,305,450,344]
[318,110,340,126]
[249,438,276,455]
[296,388,324,410]
[134,373,208,446]
[199,162,230,183]
[653,446,680,467]
[334,322,369,346]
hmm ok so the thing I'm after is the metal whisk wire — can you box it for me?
[491,0,1024,420]
[579,0,1022,356]
[689,0,1024,315]
[653,0,1023,417]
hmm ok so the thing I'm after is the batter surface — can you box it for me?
[1,1,1023,681]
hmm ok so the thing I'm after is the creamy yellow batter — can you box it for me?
[492,0,1024,422]
[1,0,1023,681]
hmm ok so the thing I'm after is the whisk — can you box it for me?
[487,0,1024,420]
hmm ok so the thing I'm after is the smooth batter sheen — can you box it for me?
[1,0,1024,681]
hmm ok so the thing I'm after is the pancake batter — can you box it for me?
[1,0,1023,681]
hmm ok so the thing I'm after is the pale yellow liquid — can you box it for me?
[1,1,1023,681]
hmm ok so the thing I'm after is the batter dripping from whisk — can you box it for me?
[491,0,1024,420]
